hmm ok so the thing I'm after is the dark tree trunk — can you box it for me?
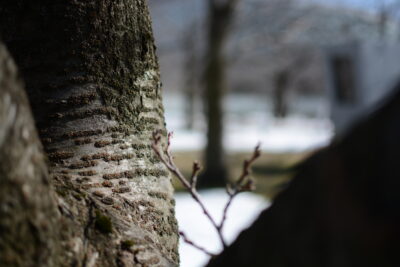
[182,24,198,130]
[208,86,400,267]
[273,70,290,118]
[0,1,179,266]
[201,0,238,187]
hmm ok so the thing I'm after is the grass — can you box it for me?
[170,149,313,200]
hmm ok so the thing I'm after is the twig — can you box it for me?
[190,160,201,189]
[218,143,260,232]
[152,130,226,247]
[152,130,261,254]
[179,231,217,257]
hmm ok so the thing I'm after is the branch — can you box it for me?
[179,231,217,257]
[219,143,260,232]
[152,130,226,248]
[152,130,261,254]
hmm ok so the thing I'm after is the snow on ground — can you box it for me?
[175,189,270,267]
[163,93,334,152]
[169,115,333,152]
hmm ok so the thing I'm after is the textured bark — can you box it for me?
[208,87,400,266]
[0,44,62,266]
[201,0,238,187]
[0,1,179,266]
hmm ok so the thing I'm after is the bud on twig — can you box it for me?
[190,161,202,189]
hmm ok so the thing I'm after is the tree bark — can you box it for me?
[0,42,63,267]
[0,1,179,266]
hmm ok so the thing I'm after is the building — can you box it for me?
[325,42,400,136]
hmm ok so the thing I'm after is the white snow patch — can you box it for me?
[163,93,334,153]
[175,189,270,267]
[168,115,333,152]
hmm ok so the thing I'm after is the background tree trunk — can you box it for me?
[182,23,199,130]
[201,0,238,187]
[273,70,290,118]
[0,1,179,266]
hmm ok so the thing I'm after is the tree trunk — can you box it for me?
[182,23,198,130]
[201,0,238,187]
[0,1,179,266]
[0,43,63,267]
[273,70,290,118]
[208,87,400,267]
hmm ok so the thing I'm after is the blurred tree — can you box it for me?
[378,1,389,39]
[149,0,393,185]
[0,0,179,266]
[270,48,317,119]
[182,21,200,130]
[374,0,400,40]
[201,0,239,187]
[200,0,314,184]
[273,70,290,118]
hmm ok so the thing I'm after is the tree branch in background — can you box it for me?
[152,130,261,255]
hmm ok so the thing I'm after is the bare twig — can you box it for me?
[152,130,226,247]
[165,132,174,165]
[152,130,261,254]
[179,231,217,257]
[190,161,202,189]
[218,143,260,232]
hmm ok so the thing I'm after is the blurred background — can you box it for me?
[148,0,400,266]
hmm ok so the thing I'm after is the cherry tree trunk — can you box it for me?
[0,43,63,267]
[0,1,179,266]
